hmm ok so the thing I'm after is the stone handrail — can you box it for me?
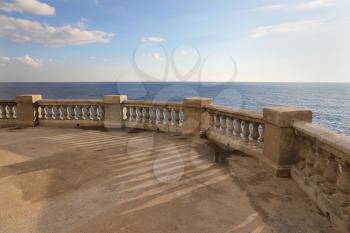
[291,122,350,230]
[122,100,184,133]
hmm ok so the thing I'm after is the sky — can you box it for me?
[0,0,349,82]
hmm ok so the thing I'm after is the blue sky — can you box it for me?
[0,0,349,82]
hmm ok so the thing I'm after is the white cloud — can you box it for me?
[249,20,323,38]
[141,36,166,43]
[0,55,43,67]
[0,0,55,16]
[151,52,162,60]
[258,0,336,11]
[0,15,115,47]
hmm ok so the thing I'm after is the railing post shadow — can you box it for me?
[263,106,312,177]
[103,95,128,129]
[182,97,213,137]
[15,94,42,127]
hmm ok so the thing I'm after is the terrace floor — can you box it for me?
[0,127,341,233]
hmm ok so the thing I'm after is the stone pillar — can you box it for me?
[103,95,127,129]
[263,107,312,177]
[182,97,213,137]
[15,95,42,127]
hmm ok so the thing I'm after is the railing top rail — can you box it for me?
[294,122,350,163]
[0,100,16,104]
[206,104,263,124]
[123,100,183,108]
[37,99,104,106]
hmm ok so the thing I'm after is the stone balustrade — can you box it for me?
[205,105,265,157]
[0,100,17,120]
[1,94,349,231]
[122,100,184,133]
[36,99,104,127]
[291,122,350,231]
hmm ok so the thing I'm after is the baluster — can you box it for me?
[209,112,215,130]
[167,108,172,126]
[142,108,147,123]
[179,109,184,127]
[97,105,104,120]
[173,109,180,127]
[5,105,12,119]
[233,119,241,137]
[148,108,154,124]
[58,106,65,120]
[214,114,220,131]
[74,105,81,120]
[219,115,226,134]
[258,124,264,144]
[249,122,259,143]
[157,108,163,125]
[11,105,17,119]
[51,106,58,120]
[37,106,42,119]
[240,120,249,140]
[135,107,141,122]
[162,108,168,125]
[66,106,73,120]
[81,106,89,120]
[129,107,134,121]
[44,106,51,120]
[0,105,4,119]
[226,117,233,136]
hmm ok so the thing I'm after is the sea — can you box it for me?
[0,82,349,136]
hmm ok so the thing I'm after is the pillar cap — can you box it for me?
[103,95,128,104]
[263,106,312,127]
[16,95,42,104]
[183,97,213,108]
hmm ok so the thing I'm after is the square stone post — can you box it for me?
[182,97,213,137]
[103,95,127,129]
[263,107,312,177]
[15,95,42,127]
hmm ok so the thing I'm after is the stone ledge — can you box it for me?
[263,107,312,127]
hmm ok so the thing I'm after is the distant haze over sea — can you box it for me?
[1,82,349,136]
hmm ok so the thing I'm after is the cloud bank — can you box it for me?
[0,0,55,16]
[258,0,336,12]
[0,15,115,47]
[0,55,43,67]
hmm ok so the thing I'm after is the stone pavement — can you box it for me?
[0,127,340,233]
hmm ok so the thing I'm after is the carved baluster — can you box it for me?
[0,105,4,119]
[44,106,51,120]
[208,112,214,130]
[51,106,58,120]
[123,106,129,121]
[97,105,104,120]
[214,114,220,131]
[240,121,249,140]
[135,107,141,122]
[167,108,172,126]
[258,124,264,144]
[173,109,180,127]
[233,119,241,137]
[11,105,17,119]
[249,122,259,143]
[66,106,73,120]
[179,109,184,127]
[226,117,233,136]
[81,106,89,120]
[129,107,134,121]
[74,105,81,120]
[142,108,147,123]
[58,106,65,120]
[219,115,226,134]
[157,108,163,125]
[162,108,168,125]
[5,105,12,119]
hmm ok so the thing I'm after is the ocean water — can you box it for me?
[0,82,349,136]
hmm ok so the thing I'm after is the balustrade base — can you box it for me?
[39,120,104,128]
[291,166,350,232]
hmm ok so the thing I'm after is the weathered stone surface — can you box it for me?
[15,94,42,127]
[103,95,127,129]
[263,107,312,127]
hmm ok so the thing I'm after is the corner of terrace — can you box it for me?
[0,94,349,233]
